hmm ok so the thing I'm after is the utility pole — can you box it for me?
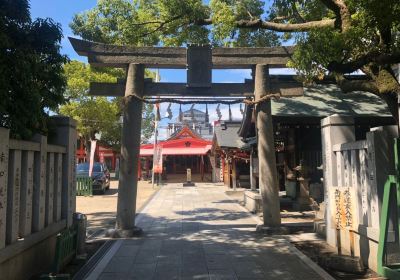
[151,69,160,188]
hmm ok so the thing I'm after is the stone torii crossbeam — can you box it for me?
[69,37,301,236]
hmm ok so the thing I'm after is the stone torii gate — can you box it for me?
[69,37,300,236]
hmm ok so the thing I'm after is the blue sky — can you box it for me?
[30,0,294,139]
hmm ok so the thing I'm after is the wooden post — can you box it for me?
[255,64,281,227]
[232,158,237,191]
[250,147,256,191]
[51,116,77,227]
[32,135,47,232]
[226,159,231,188]
[0,128,9,249]
[115,63,144,236]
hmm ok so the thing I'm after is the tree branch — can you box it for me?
[290,1,306,23]
[328,51,400,73]
[319,0,351,31]
[138,14,184,37]
[195,18,335,32]
[335,75,380,95]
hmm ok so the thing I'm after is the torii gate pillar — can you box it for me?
[255,64,281,228]
[109,63,144,237]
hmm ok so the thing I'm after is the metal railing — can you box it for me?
[76,176,93,196]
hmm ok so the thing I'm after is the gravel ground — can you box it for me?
[76,179,159,238]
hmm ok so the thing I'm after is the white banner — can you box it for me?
[88,140,97,177]
[153,144,163,173]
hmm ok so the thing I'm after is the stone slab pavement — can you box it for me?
[86,183,333,280]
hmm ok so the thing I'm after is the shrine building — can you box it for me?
[139,123,212,182]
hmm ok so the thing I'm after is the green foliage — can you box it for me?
[0,0,67,139]
[60,60,155,149]
[69,0,400,120]
[141,103,155,143]
[64,60,122,99]
[70,0,280,47]
[60,61,122,150]
[282,0,400,81]
[209,0,280,47]
[59,96,120,145]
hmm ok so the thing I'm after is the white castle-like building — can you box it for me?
[166,108,213,140]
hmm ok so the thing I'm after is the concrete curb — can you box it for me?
[85,239,123,280]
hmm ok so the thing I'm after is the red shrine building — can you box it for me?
[139,126,212,181]
[76,138,119,170]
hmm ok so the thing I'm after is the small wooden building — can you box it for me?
[211,121,252,189]
[239,78,394,210]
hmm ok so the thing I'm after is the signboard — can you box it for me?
[329,186,356,229]
[153,144,163,174]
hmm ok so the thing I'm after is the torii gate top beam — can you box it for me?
[69,37,294,69]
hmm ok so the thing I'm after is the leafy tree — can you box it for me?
[70,0,280,47]
[0,0,67,138]
[71,0,400,122]
[59,60,155,158]
[59,61,121,159]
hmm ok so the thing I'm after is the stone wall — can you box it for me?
[321,115,398,271]
[0,116,76,279]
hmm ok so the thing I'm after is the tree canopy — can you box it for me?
[0,0,67,138]
[71,0,400,122]
[59,60,155,152]
[59,61,121,151]
[70,0,280,47]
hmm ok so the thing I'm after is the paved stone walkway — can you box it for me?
[89,183,330,280]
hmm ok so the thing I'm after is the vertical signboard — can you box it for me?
[153,145,163,174]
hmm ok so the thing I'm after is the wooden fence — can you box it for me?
[0,116,76,266]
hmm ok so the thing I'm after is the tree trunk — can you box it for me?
[381,93,399,125]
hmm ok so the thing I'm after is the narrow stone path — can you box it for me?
[91,183,329,280]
